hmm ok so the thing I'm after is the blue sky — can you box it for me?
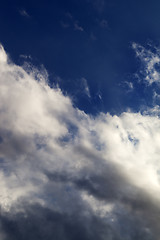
[1,1,160,240]
[1,0,160,114]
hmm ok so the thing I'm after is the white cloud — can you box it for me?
[0,45,7,63]
[125,81,134,90]
[132,42,160,85]
[1,45,160,238]
[74,21,84,31]
[81,77,91,98]
[19,9,30,18]
[20,54,32,60]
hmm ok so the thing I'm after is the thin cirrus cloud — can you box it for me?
[60,14,84,32]
[74,21,84,32]
[99,19,108,28]
[81,77,91,98]
[19,9,31,18]
[60,21,70,29]
[88,0,106,13]
[0,44,160,239]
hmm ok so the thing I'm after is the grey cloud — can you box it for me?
[44,156,160,238]
[0,202,155,240]
[0,203,122,240]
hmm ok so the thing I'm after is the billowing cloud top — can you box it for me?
[0,45,160,240]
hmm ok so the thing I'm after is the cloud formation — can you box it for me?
[74,21,84,32]
[19,9,30,18]
[88,0,106,13]
[100,19,108,28]
[132,42,160,85]
[0,44,160,239]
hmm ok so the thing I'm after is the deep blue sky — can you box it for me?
[1,0,160,114]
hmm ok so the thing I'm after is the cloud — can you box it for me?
[0,44,160,239]
[20,54,32,60]
[120,81,134,93]
[90,32,97,41]
[62,13,83,32]
[0,203,124,240]
[132,42,160,85]
[88,0,106,13]
[100,19,108,29]
[19,9,30,18]
[65,12,73,19]
[81,77,91,98]
[60,21,70,29]
[74,21,84,32]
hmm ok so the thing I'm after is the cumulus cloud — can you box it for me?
[0,44,160,239]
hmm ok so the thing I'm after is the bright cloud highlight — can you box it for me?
[0,44,160,239]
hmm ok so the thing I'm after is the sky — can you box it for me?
[1,0,160,239]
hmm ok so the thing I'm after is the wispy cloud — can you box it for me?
[19,9,30,18]
[132,42,160,85]
[20,54,32,60]
[88,0,106,13]
[1,45,160,239]
[74,21,84,31]
[65,12,73,19]
[81,77,91,98]
[96,90,102,100]
[99,19,108,28]
[120,81,134,93]
[60,21,70,29]
[90,32,97,41]
[61,13,84,32]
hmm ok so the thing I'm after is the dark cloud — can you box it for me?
[44,163,160,239]
[0,202,155,240]
[0,203,119,240]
